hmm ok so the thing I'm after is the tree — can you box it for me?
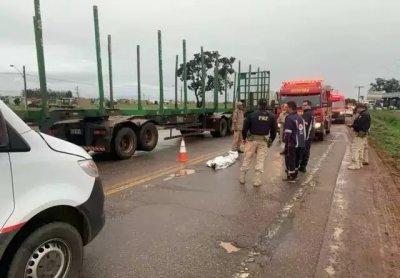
[23,88,75,99]
[369,78,400,92]
[14,97,21,106]
[177,51,235,108]
[66,90,73,98]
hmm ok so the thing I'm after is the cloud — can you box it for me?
[1,0,400,100]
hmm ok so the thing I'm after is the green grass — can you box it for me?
[369,110,400,162]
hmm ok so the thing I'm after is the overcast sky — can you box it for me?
[1,0,399,101]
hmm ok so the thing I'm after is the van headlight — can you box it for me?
[314,122,322,129]
[78,159,99,178]
[340,111,345,115]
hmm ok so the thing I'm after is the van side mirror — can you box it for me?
[0,109,9,148]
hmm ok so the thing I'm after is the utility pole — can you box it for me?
[355,85,364,103]
[75,86,80,99]
[10,64,27,111]
[22,66,27,111]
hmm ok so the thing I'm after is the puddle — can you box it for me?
[219,241,240,253]
[174,169,196,177]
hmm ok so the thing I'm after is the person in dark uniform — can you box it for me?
[284,101,306,182]
[347,103,371,170]
[298,100,315,172]
[240,99,277,187]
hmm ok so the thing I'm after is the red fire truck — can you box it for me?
[278,79,332,141]
[330,91,346,124]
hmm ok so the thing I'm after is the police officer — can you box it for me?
[348,103,371,170]
[231,102,245,152]
[298,100,314,172]
[240,99,277,187]
[284,101,306,182]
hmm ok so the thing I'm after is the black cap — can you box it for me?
[258,98,268,107]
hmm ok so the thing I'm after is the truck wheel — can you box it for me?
[211,118,228,138]
[138,123,158,152]
[7,222,83,278]
[113,127,137,159]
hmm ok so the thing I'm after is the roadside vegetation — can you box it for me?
[369,110,400,166]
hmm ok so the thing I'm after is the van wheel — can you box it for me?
[113,127,137,159]
[138,123,158,151]
[8,222,83,278]
[211,118,228,138]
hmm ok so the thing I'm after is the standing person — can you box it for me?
[231,102,245,153]
[239,99,277,187]
[277,104,289,155]
[283,101,306,182]
[348,103,371,170]
[299,100,314,172]
[277,104,289,143]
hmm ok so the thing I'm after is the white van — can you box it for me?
[0,100,105,278]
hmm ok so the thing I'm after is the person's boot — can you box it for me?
[239,172,246,184]
[348,164,360,170]
[253,172,262,187]
[299,166,307,173]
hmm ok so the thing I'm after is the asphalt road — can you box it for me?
[80,124,400,278]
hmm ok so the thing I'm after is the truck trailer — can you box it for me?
[16,1,271,160]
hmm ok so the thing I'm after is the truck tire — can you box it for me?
[211,118,228,138]
[138,123,158,152]
[7,222,83,278]
[227,118,232,134]
[318,128,326,141]
[113,127,137,159]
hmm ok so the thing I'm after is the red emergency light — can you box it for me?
[280,79,324,94]
[281,79,323,87]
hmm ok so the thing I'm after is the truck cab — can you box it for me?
[330,92,346,124]
[278,79,332,141]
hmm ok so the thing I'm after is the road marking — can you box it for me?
[105,150,226,196]
[233,135,337,277]
[321,141,351,277]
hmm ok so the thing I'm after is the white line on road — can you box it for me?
[319,132,351,277]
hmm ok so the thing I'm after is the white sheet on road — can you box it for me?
[206,151,239,170]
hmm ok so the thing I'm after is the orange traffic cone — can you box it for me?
[177,138,188,162]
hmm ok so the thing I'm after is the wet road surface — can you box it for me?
[81,125,400,277]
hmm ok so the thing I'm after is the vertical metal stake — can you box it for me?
[33,0,48,117]
[233,72,237,108]
[201,47,206,112]
[183,40,188,114]
[158,30,164,114]
[93,6,105,116]
[224,77,228,109]
[214,53,219,110]
[137,45,142,110]
[108,34,114,109]
[175,55,178,109]
[237,61,241,103]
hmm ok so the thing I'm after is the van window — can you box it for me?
[0,110,8,147]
